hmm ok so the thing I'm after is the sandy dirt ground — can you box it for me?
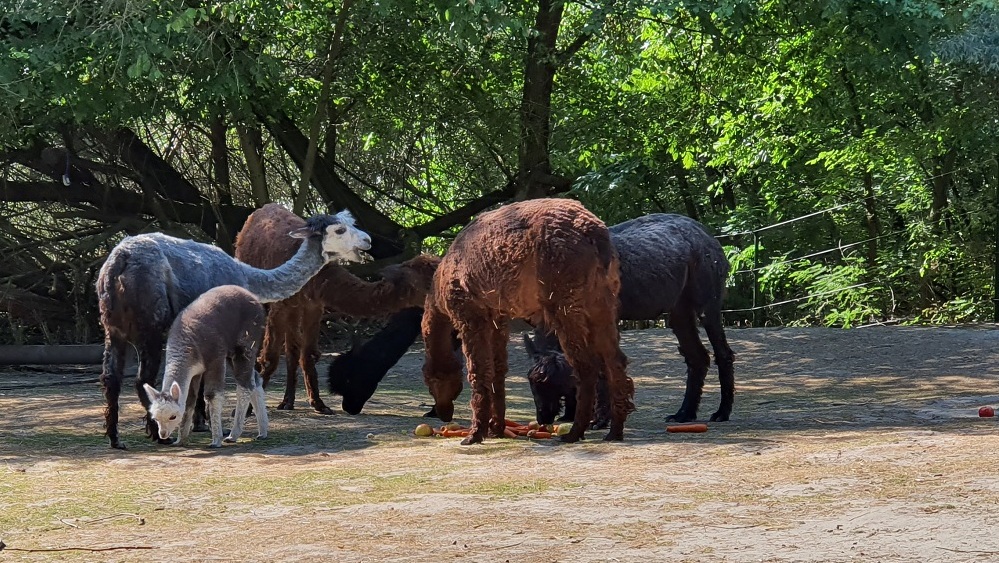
[2,326,999,562]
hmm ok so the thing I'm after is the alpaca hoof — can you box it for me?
[313,405,334,415]
[459,434,483,446]
[423,407,438,418]
[666,411,696,423]
[709,411,730,422]
[590,418,610,430]
[277,402,295,410]
[208,443,222,449]
[603,430,624,441]
[156,437,174,445]
[255,434,268,440]
[559,433,582,444]
[110,441,127,450]
[223,436,236,443]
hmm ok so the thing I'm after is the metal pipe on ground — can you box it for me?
[0,345,137,366]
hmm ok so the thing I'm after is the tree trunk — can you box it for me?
[237,124,270,207]
[514,0,564,201]
[210,112,234,251]
[672,161,700,220]
[928,149,956,230]
[294,0,356,215]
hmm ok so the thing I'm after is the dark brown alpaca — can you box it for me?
[234,204,440,414]
[422,198,635,445]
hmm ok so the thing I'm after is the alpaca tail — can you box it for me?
[96,246,132,323]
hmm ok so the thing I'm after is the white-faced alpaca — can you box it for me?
[98,205,371,449]
[143,285,268,448]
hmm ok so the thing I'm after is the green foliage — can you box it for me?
[3,0,999,341]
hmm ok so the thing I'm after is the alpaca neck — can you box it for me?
[241,237,326,303]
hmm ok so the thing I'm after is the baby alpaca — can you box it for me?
[143,285,268,447]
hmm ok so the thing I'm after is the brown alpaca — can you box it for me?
[234,204,440,413]
[422,198,635,444]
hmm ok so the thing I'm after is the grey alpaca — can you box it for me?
[144,285,268,448]
[97,209,371,449]
[525,213,735,426]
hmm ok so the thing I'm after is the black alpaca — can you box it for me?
[327,307,424,414]
[526,213,734,426]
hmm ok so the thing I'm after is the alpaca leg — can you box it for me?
[257,317,283,391]
[668,306,711,423]
[251,373,269,439]
[228,353,264,442]
[703,307,735,422]
[100,335,128,449]
[557,342,597,443]
[487,321,510,438]
[177,373,203,446]
[590,378,611,430]
[300,312,333,414]
[135,336,170,444]
[456,320,497,445]
[192,380,209,432]
[597,343,633,441]
[225,384,252,443]
[278,337,301,410]
[205,390,225,448]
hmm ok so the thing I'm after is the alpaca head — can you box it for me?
[142,381,185,440]
[524,332,575,425]
[328,343,379,415]
[291,210,372,263]
[425,375,463,422]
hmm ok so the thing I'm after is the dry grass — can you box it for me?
[2,326,999,562]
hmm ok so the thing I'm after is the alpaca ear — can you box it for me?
[142,383,159,402]
[523,332,538,359]
[169,381,182,401]
[334,209,356,226]
[288,227,318,240]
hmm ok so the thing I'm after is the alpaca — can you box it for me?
[143,285,268,448]
[97,204,371,449]
[327,307,424,414]
[524,213,735,426]
[235,204,440,414]
[422,198,635,445]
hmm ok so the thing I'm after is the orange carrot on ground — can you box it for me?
[505,419,523,427]
[528,431,553,439]
[440,429,470,438]
[503,428,518,439]
[666,423,708,433]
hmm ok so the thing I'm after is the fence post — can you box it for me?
[752,231,760,327]
[994,160,999,323]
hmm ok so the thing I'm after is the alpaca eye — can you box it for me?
[169,415,177,421]
[334,227,346,235]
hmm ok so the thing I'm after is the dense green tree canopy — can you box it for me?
[0,0,997,342]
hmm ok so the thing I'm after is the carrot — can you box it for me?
[528,431,553,439]
[666,423,708,433]
[504,419,523,428]
[511,427,531,436]
[503,427,518,439]
[440,429,470,438]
